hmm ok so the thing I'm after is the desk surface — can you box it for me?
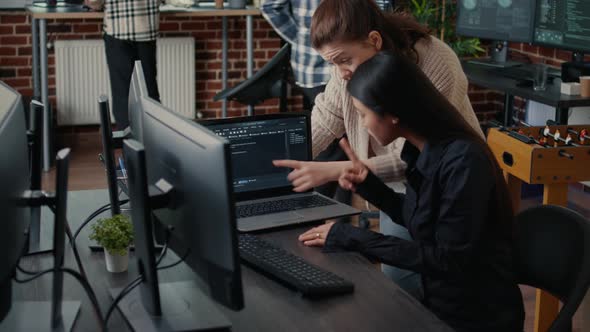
[463,62,590,109]
[13,190,451,332]
[26,3,260,19]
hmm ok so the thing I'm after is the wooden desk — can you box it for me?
[26,4,261,171]
[12,189,452,331]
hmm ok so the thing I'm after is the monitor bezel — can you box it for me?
[455,0,536,44]
[199,112,313,202]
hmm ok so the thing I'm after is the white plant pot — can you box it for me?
[104,249,129,273]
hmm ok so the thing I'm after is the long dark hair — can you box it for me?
[311,0,430,62]
[347,52,515,230]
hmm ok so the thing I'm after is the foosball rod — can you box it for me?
[546,120,589,143]
[488,120,537,144]
[531,136,574,159]
[541,124,581,147]
[489,120,574,159]
[512,117,532,127]
[489,120,548,146]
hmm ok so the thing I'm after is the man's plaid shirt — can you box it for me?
[261,0,392,88]
[103,0,160,41]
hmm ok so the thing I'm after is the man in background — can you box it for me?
[261,0,393,110]
[261,0,328,111]
[85,0,162,129]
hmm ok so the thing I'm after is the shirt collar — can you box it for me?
[401,139,454,177]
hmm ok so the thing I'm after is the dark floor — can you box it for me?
[44,130,590,332]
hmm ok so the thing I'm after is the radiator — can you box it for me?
[55,37,195,125]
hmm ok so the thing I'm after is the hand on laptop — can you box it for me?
[272,159,349,192]
[298,221,335,247]
[338,138,369,193]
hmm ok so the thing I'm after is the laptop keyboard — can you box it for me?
[238,234,354,296]
[236,195,336,218]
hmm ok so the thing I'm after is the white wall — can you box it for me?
[526,101,590,126]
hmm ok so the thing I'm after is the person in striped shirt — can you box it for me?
[260,0,393,110]
[85,0,163,129]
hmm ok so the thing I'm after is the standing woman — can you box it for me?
[298,52,525,332]
[274,0,483,192]
[273,0,482,296]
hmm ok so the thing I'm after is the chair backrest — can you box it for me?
[213,44,291,106]
[514,205,590,331]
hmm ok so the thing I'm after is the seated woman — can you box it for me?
[295,52,525,332]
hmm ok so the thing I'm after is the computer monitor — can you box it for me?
[0,81,31,322]
[533,0,590,61]
[115,95,243,331]
[98,95,121,216]
[457,0,536,66]
[128,60,149,143]
[202,114,309,196]
[25,101,48,255]
[0,82,79,330]
[97,60,148,212]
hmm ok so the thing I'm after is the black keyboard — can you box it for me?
[236,195,336,218]
[494,66,535,80]
[238,234,354,296]
[494,65,560,81]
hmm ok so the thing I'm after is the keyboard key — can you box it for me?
[236,195,336,218]
[238,234,354,296]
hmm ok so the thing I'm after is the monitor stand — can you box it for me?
[25,101,53,257]
[24,206,53,256]
[109,281,231,332]
[572,51,586,63]
[6,149,80,331]
[561,51,590,82]
[468,40,521,68]
[1,301,80,331]
[113,141,231,332]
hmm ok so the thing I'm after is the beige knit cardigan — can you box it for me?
[311,36,484,182]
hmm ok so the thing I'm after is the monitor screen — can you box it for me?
[456,0,536,43]
[141,97,244,310]
[128,61,149,142]
[533,0,590,53]
[204,115,309,193]
[0,81,31,321]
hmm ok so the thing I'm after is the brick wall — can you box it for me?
[2,10,584,127]
[0,10,304,124]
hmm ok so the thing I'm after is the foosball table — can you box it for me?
[487,121,590,332]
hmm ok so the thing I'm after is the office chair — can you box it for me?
[514,205,590,332]
[214,44,291,114]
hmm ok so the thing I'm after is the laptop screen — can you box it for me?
[205,115,309,193]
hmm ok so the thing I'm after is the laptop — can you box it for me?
[200,113,360,232]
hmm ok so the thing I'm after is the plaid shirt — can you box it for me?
[261,0,392,88]
[103,0,161,41]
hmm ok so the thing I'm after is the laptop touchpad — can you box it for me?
[259,212,304,224]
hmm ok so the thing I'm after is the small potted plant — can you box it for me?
[89,214,134,273]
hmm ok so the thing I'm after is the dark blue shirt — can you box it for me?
[325,139,525,332]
